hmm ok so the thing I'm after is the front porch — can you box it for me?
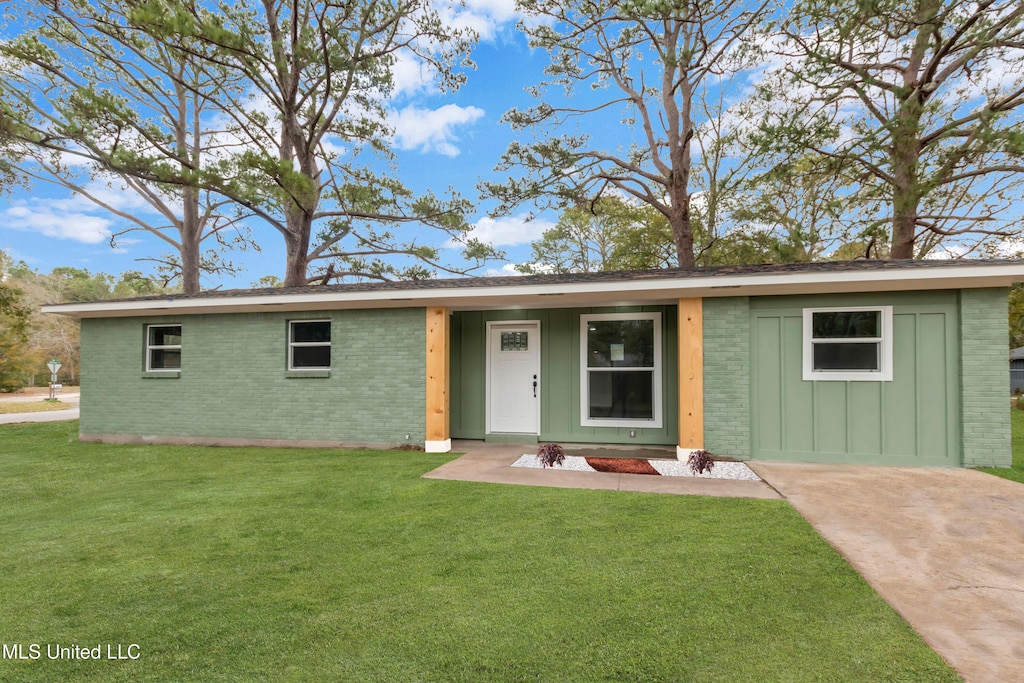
[421,440,779,499]
[425,300,707,459]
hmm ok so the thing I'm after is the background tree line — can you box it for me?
[0,248,171,391]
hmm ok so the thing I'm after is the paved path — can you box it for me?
[424,440,782,499]
[750,461,1024,683]
[0,392,80,425]
[0,407,80,425]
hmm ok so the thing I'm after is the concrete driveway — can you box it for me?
[750,462,1024,683]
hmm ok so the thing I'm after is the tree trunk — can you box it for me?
[667,48,695,269]
[890,103,923,259]
[670,192,696,268]
[180,186,202,295]
[890,0,935,260]
[283,206,313,287]
[668,110,696,268]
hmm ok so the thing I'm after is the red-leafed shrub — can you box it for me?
[537,443,566,468]
[687,449,715,475]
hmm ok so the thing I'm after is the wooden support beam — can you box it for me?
[425,306,450,453]
[677,298,704,458]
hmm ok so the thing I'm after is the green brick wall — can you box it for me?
[960,288,1011,467]
[703,297,751,458]
[79,308,426,446]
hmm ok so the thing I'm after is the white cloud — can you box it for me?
[57,179,157,215]
[460,213,555,247]
[484,263,527,277]
[439,0,520,41]
[3,204,111,244]
[391,104,485,156]
[391,52,438,98]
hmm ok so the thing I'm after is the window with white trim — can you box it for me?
[146,324,181,371]
[802,306,893,381]
[289,320,331,370]
[580,312,662,428]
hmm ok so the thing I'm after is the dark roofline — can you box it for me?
[92,258,1024,305]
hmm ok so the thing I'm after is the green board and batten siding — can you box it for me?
[79,308,426,445]
[749,291,964,466]
[450,307,679,445]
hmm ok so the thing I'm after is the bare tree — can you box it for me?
[0,0,253,294]
[135,0,495,286]
[758,0,1024,258]
[484,0,771,267]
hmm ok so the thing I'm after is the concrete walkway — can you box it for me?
[0,407,80,425]
[749,461,1024,683]
[423,440,782,500]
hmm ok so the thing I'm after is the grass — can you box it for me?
[0,400,74,414]
[977,408,1024,484]
[0,422,958,682]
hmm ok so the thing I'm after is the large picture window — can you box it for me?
[802,306,893,381]
[146,324,181,371]
[580,312,662,428]
[289,320,331,370]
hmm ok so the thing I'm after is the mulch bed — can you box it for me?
[584,457,662,475]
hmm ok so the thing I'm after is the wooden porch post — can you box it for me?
[677,298,704,459]
[425,306,451,453]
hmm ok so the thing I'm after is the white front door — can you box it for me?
[488,321,540,434]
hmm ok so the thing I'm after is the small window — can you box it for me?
[147,324,181,371]
[500,331,529,352]
[289,320,331,370]
[802,307,893,381]
[580,312,663,428]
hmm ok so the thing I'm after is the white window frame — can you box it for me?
[146,323,182,372]
[802,306,893,382]
[288,319,331,371]
[579,312,663,428]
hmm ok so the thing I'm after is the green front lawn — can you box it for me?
[0,400,74,414]
[0,422,957,682]
[978,409,1024,484]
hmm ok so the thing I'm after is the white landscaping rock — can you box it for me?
[511,454,761,481]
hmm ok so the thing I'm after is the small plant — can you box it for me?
[687,449,715,475]
[536,443,566,468]
[1016,395,1024,411]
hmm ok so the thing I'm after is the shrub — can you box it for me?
[1016,395,1024,411]
[536,443,566,468]
[687,449,715,475]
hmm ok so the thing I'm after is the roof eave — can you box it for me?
[40,262,1024,319]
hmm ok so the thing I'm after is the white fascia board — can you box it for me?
[40,262,1024,318]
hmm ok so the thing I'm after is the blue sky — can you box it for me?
[4,2,1021,287]
[0,5,576,288]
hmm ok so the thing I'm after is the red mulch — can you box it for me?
[584,457,661,475]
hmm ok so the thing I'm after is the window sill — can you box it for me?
[285,370,331,379]
[142,371,180,379]
[802,372,892,382]
[581,418,663,429]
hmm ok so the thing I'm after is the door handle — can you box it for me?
[533,374,538,398]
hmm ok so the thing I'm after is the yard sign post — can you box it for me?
[47,359,62,401]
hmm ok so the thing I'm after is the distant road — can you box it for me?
[0,390,80,424]
[0,407,79,425]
